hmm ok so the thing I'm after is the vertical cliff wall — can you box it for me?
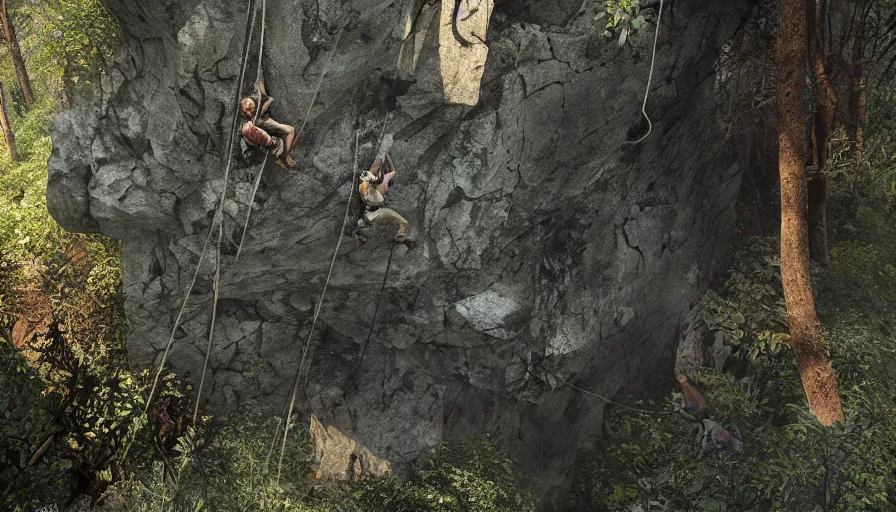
[48,0,752,505]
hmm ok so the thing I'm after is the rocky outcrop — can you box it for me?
[48,0,753,506]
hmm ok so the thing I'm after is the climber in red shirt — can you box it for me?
[677,374,709,421]
[240,82,296,168]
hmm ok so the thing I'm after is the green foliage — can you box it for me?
[87,409,310,512]
[700,238,791,361]
[823,132,896,318]
[827,128,896,214]
[868,86,896,135]
[0,95,187,507]
[93,414,532,512]
[570,194,896,511]
[0,100,57,262]
[312,437,533,512]
[16,0,120,102]
[595,0,651,47]
[571,369,784,511]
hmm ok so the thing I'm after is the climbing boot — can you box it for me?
[276,154,296,171]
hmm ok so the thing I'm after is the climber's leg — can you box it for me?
[259,118,297,168]
[260,118,296,151]
[370,208,409,241]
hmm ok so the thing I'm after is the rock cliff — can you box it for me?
[48,0,753,506]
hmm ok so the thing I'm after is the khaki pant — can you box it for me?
[363,208,408,241]
[258,117,292,136]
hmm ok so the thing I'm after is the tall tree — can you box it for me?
[0,0,33,110]
[777,0,844,426]
[807,0,837,266]
[847,1,869,156]
[0,81,19,160]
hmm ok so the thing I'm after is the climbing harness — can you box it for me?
[275,128,362,484]
[235,24,346,261]
[624,0,664,145]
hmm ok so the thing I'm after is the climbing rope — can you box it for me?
[235,25,346,261]
[354,239,397,372]
[297,26,346,138]
[275,128,362,484]
[352,109,397,373]
[122,0,259,462]
[190,0,271,427]
[192,220,224,427]
[526,359,673,416]
[555,374,674,416]
[624,0,664,145]
[235,153,269,261]
[252,0,267,124]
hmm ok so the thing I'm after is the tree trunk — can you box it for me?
[0,81,20,161]
[847,2,867,157]
[0,0,33,110]
[777,0,844,426]
[807,0,836,267]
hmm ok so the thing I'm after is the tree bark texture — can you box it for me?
[807,0,835,266]
[847,1,867,157]
[0,0,33,110]
[777,0,844,426]
[0,81,20,161]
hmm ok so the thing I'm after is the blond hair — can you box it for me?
[240,97,256,117]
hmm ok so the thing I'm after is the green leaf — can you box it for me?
[618,27,628,46]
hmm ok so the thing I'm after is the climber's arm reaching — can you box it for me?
[381,154,396,192]
[259,94,274,117]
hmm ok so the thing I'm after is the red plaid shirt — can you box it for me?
[241,120,273,148]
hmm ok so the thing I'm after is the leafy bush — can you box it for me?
[596,0,652,47]
[92,414,532,512]
[0,97,188,508]
[569,212,896,511]
[700,238,790,361]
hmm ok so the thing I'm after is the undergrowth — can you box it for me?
[566,133,896,510]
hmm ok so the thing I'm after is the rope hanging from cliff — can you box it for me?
[236,24,345,261]
[297,25,345,138]
[192,221,224,427]
[236,154,269,261]
[275,128,362,485]
[624,0,664,145]
[350,111,396,374]
[123,0,259,462]
[193,0,270,426]
[252,0,267,123]
[354,239,396,373]
[556,375,674,416]
[528,360,673,416]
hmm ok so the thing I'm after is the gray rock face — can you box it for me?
[48,0,752,506]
